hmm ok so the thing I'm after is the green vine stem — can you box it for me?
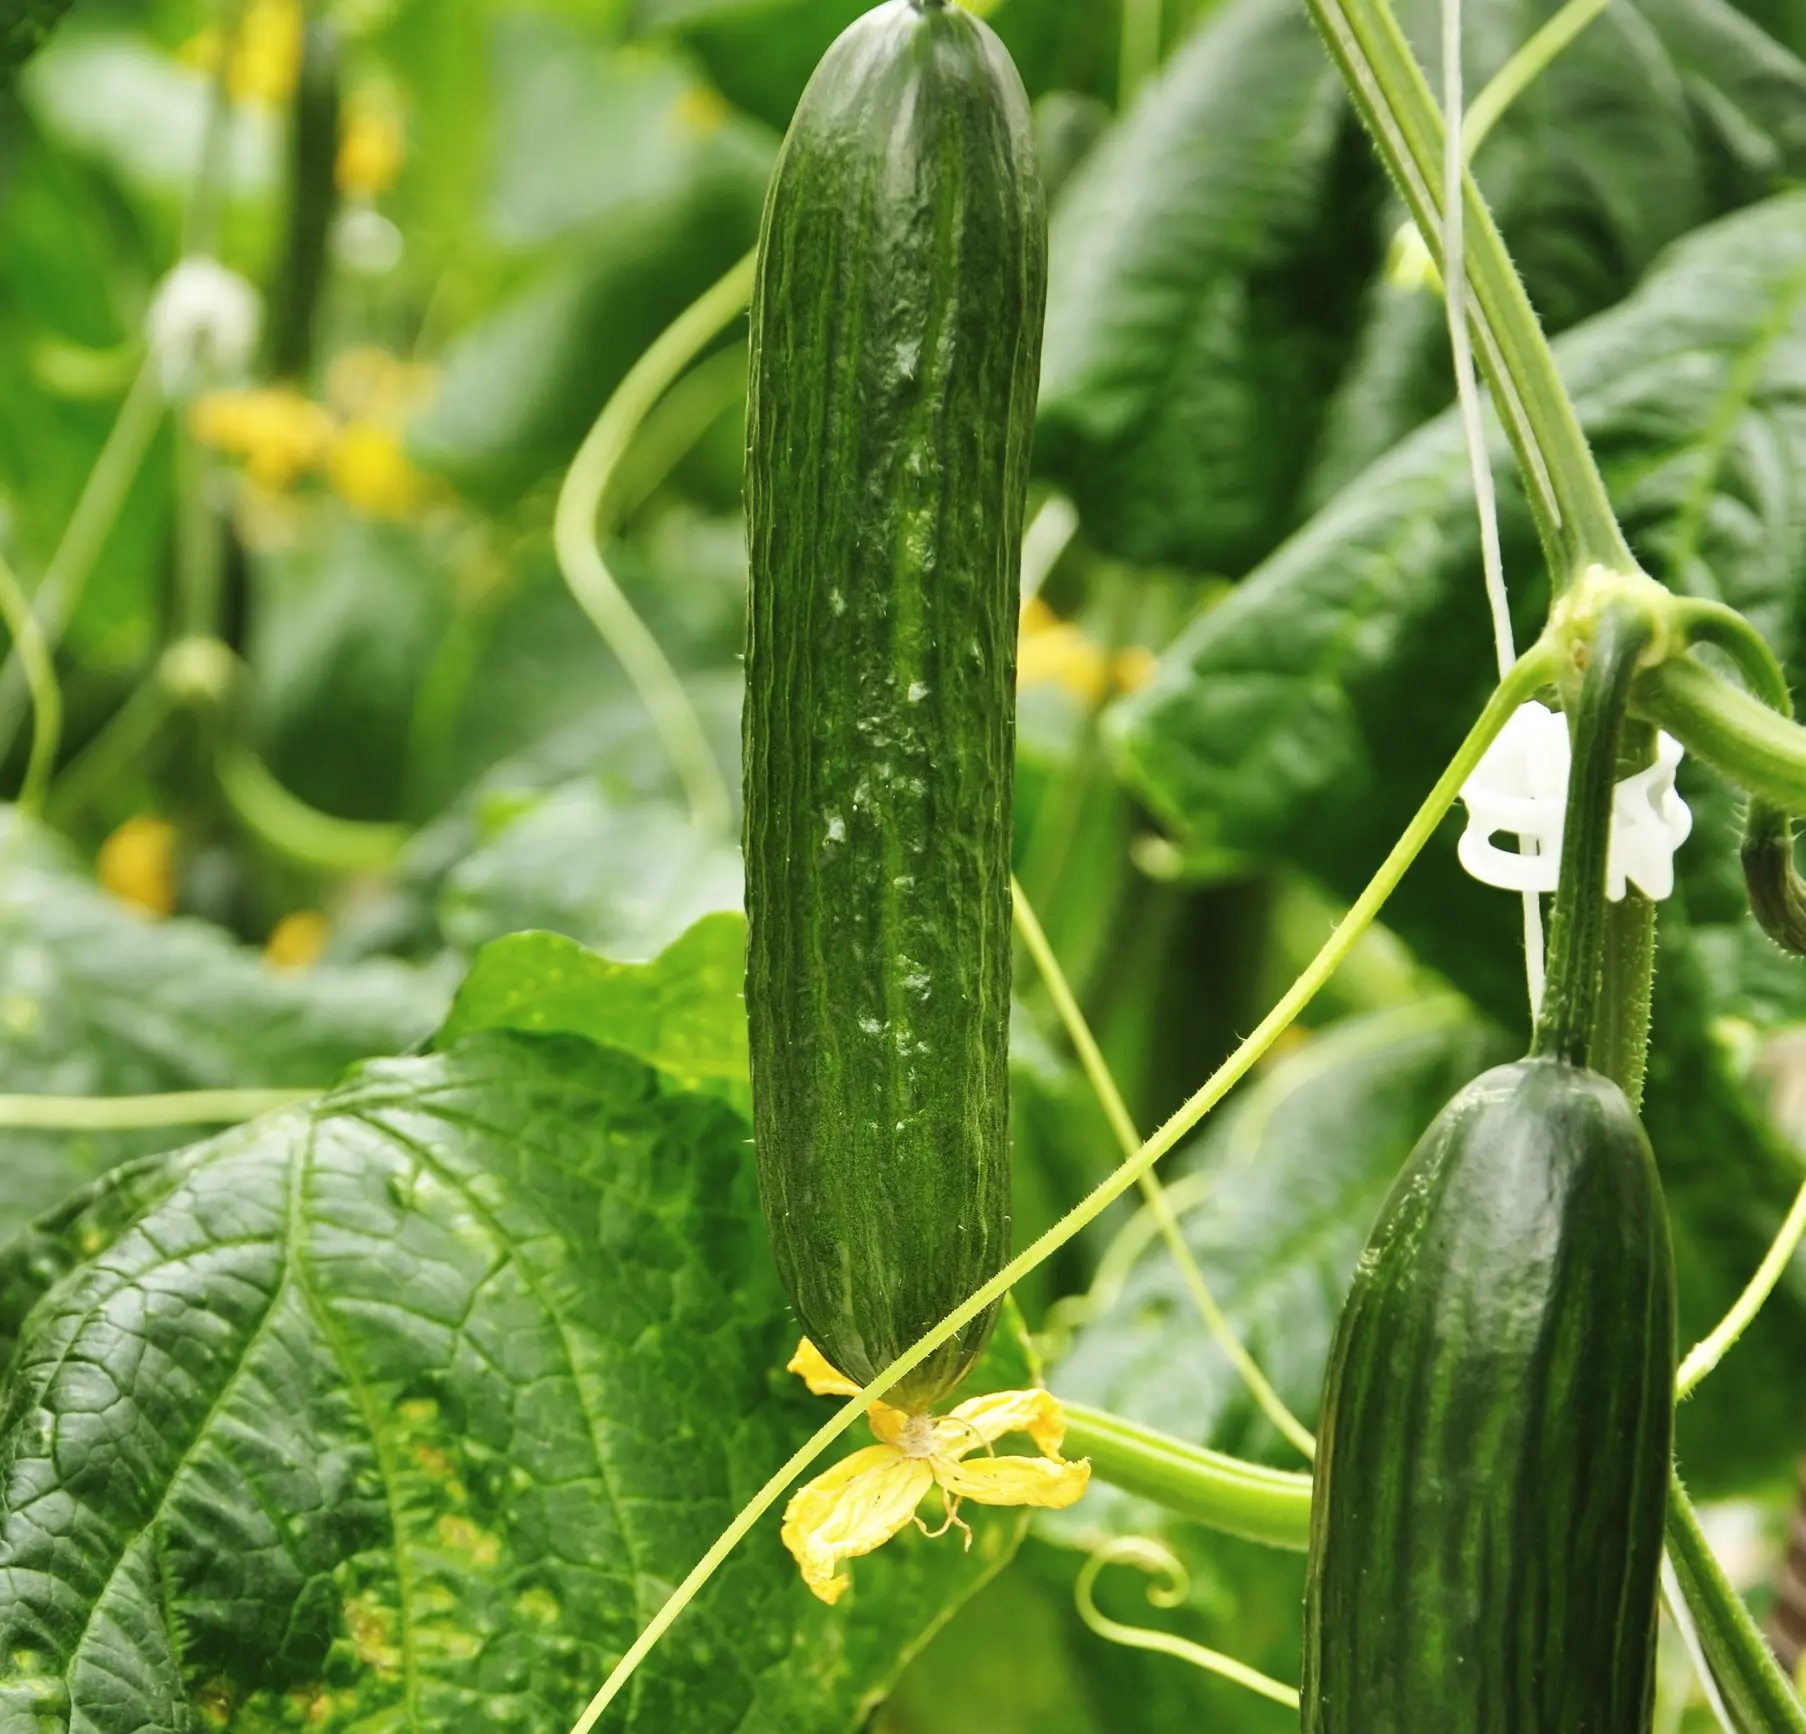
[217,744,408,872]
[554,253,754,838]
[1666,1470,1806,1732]
[1458,0,1608,156]
[1637,657,1806,818]
[563,645,1559,1734]
[1678,1176,1806,1399]
[0,359,166,757]
[1305,0,1631,583]
[0,1087,316,1130]
[1074,1536,1301,1709]
[1013,876,1317,1460]
[1061,1402,1311,1549]
[1531,604,1652,1067]
[1656,597,1806,953]
[0,547,62,816]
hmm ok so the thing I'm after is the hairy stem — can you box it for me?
[1531,606,1651,1067]
[1667,1470,1806,1732]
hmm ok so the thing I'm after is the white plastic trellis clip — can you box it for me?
[1457,701,1693,902]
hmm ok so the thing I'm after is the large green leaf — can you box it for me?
[0,1026,1034,1731]
[1114,190,1806,1013]
[249,513,454,824]
[436,780,743,960]
[407,20,769,497]
[1034,0,1378,573]
[0,815,449,1241]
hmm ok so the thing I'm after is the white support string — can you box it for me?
[1441,0,1545,1018]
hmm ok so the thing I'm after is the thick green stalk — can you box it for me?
[1532,606,1651,1065]
[1667,1472,1806,1733]
[1304,0,1631,583]
[1589,718,1658,1109]
[1062,1403,1311,1549]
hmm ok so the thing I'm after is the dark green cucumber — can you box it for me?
[1302,1057,1676,1731]
[743,0,1046,1412]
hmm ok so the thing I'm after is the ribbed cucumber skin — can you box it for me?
[1303,1058,1676,1732]
[744,0,1046,1412]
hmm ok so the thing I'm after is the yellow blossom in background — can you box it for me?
[337,96,405,198]
[328,420,422,518]
[265,910,329,969]
[180,0,302,108]
[98,816,177,917]
[780,1339,1089,1605]
[191,387,336,489]
[1018,597,1157,703]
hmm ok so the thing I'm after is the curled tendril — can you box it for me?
[1074,1537,1300,1709]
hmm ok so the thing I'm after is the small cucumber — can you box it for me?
[1302,1056,1676,1731]
[743,0,1047,1412]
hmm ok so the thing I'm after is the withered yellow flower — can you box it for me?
[781,1339,1090,1605]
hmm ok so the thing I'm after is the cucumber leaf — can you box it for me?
[1034,0,1376,573]
[436,915,750,1115]
[0,811,449,1243]
[0,1028,1033,1732]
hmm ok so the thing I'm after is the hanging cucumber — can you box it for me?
[1303,607,1677,1731]
[743,0,1047,1413]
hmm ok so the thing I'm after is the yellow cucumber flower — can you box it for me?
[781,1339,1090,1605]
